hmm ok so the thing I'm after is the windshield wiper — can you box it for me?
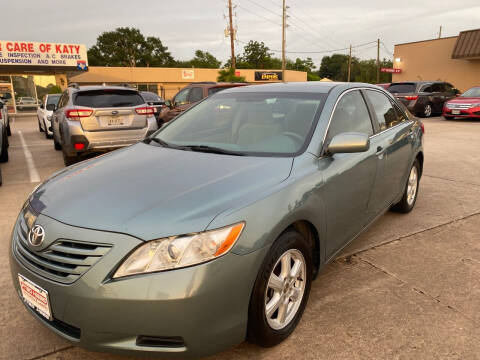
[182,145,246,156]
[145,137,188,150]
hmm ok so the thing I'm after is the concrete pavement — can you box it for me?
[1,116,479,360]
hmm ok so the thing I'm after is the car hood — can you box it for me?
[30,143,293,240]
[446,97,480,104]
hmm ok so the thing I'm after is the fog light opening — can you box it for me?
[136,335,185,348]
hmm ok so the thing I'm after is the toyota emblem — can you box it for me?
[28,225,45,247]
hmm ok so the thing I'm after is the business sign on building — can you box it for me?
[181,69,194,80]
[0,41,88,70]
[380,68,402,74]
[255,71,283,81]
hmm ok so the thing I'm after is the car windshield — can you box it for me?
[154,92,324,156]
[388,83,416,94]
[46,95,61,105]
[461,87,480,97]
[74,90,144,108]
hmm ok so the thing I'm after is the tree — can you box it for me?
[217,68,246,82]
[318,54,350,81]
[87,27,174,67]
[232,41,275,69]
[190,50,221,68]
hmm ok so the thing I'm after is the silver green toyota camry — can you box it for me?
[9,82,424,358]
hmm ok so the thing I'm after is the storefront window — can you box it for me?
[137,84,158,94]
[12,75,38,113]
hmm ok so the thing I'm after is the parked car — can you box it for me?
[376,83,391,90]
[388,81,459,117]
[16,97,38,111]
[443,86,480,120]
[10,82,424,357]
[51,84,158,166]
[37,94,61,138]
[0,98,11,136]
[0,112,9,186]
[159,81,247,123]
[139,91,166,127]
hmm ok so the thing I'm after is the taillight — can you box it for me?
[65,108,93,120]
[405,95,418,101]
[420,122,425,134]
[135,106,155,115]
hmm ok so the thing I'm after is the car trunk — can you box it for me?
[80,107,146,131]
[388,83,419,107]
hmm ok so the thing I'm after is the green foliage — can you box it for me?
[319,54,393,83]
[87,27,174,67]
[47,85,62,94]
[217,68,246,82]
[190,50,222,68]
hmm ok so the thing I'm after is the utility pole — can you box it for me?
[228,0,236,69]
[438,25,442,39]
[376,38,380,84]
[281,0,287,82]
[347,44,352,82]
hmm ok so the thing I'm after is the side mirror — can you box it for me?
[327,132,370,154]
[164,100,172,108]
[46,104,56,111]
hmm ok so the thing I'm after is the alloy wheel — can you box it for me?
[407,166,418,206]
[264,249,306,330]
[424,104,432,117]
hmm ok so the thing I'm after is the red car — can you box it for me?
[443,86,480,119]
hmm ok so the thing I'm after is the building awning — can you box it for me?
[452,29,480,59]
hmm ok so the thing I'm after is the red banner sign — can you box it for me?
[380,68,402,74]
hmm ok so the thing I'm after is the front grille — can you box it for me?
[13,215,111,284]
[446,103,472,109]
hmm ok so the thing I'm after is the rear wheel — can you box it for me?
[44,120,51,139]
[391,159,420,213]
[0,129,9,163]
[247,230,313,347]
[53,132,61,150]
[6,121,11,136]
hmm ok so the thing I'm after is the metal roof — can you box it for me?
[452,29,480,59]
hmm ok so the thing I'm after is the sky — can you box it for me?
[2,0,480,68]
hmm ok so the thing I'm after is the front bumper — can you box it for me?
[9,213,267,358]
[443,107,480,118]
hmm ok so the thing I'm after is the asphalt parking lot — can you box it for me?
[1,115,479,360]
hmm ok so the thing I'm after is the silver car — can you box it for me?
[51,84,158,166]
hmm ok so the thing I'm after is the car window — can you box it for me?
[156,92,325,156]
[444,83,455,94]
[46,95,61,106]
[189,87,204,103]
[365,90,404,131]
[431,83,443,92]
[388,83,416,94]
[141,92,162,102]
[174,88,190,105]
[208,87,228,96]
[421,85,432,93]
[461,87,480,97]
[73,90,144,108]
[326,90,373,144]
[57,91,68,108]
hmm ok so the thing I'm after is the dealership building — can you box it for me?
[392,28,480,91]
[0,39,306,115]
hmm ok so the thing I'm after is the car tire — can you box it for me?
[6,122,11,136]
[391,159,420,213]
[0,129,9,163]
[444,116,454,120]
[418,103,432,118]
[53,134,62,150]
[38,118,44,132]
[247,230,313,347]
[62,147,78,167]
[0,166,2,186]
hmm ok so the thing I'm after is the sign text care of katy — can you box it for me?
[0,41,88,67]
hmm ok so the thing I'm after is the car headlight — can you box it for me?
[113,222,245,278]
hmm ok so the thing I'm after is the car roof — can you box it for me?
[219,81,377,94]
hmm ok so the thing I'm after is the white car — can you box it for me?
[37,94,61,138]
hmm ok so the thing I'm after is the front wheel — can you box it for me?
[247,230,313,347]
[0,130,9,163]
[391,159,420,213]
[418,103,432,118]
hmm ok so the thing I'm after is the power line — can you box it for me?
[235,3,281,26]
[381,42,393,57]
[237,39,376,54]
[243,0,282,17]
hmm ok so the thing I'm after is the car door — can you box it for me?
[363,89,414,214]
[319,89,378,259]
[188,86,204,105]
[431,83,445,113]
